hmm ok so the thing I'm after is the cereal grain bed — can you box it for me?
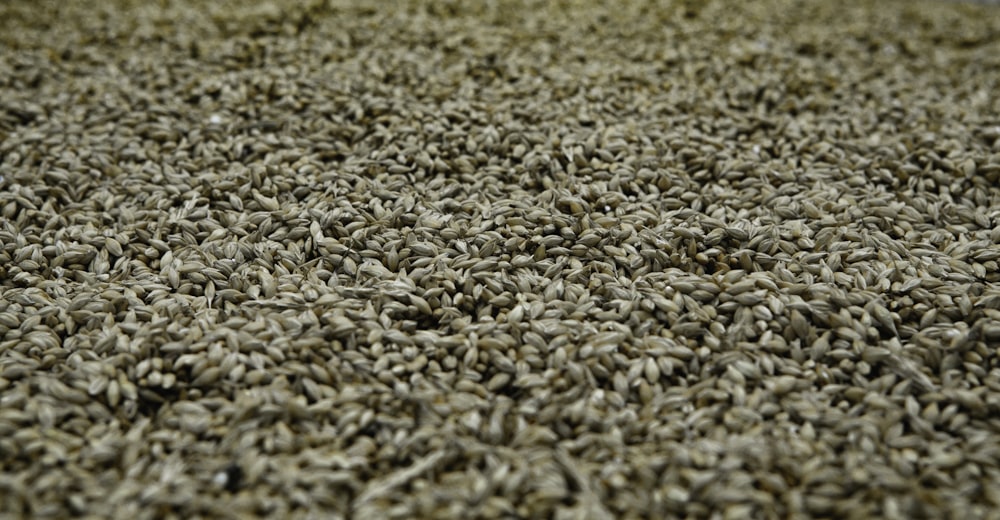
[2,0,1000,518]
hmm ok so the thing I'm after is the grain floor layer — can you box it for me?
[2,0,1000,518]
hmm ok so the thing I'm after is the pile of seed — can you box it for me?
[2,0,1000,517]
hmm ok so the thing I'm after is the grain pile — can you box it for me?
[2,0,1000,518]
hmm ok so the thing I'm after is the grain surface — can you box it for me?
[2,0,1000,518]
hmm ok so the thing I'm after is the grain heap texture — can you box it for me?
[2,0,1000,518]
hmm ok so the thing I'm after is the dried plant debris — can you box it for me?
[2,0,1000,518]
